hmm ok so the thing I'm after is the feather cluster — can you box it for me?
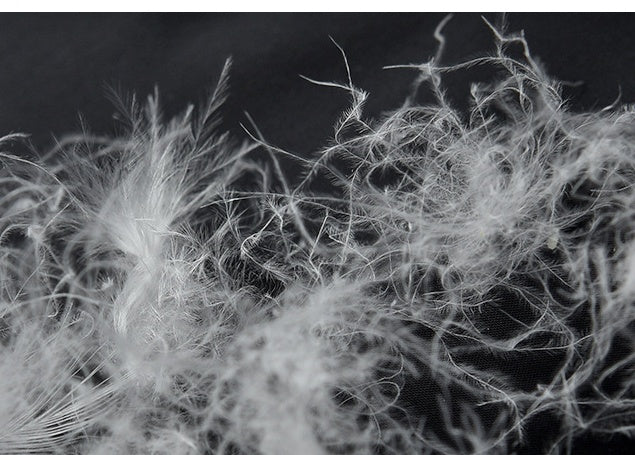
[1,20,633,454]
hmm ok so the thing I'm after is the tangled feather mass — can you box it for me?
[0,19,633,454]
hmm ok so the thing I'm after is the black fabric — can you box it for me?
[0,13,633,154]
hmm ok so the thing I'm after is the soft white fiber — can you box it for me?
[0,20,633,454]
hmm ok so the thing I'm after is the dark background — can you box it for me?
[0,13,632,454]
[0,13,633,157]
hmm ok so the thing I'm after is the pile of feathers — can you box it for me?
[1,19,633,454]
